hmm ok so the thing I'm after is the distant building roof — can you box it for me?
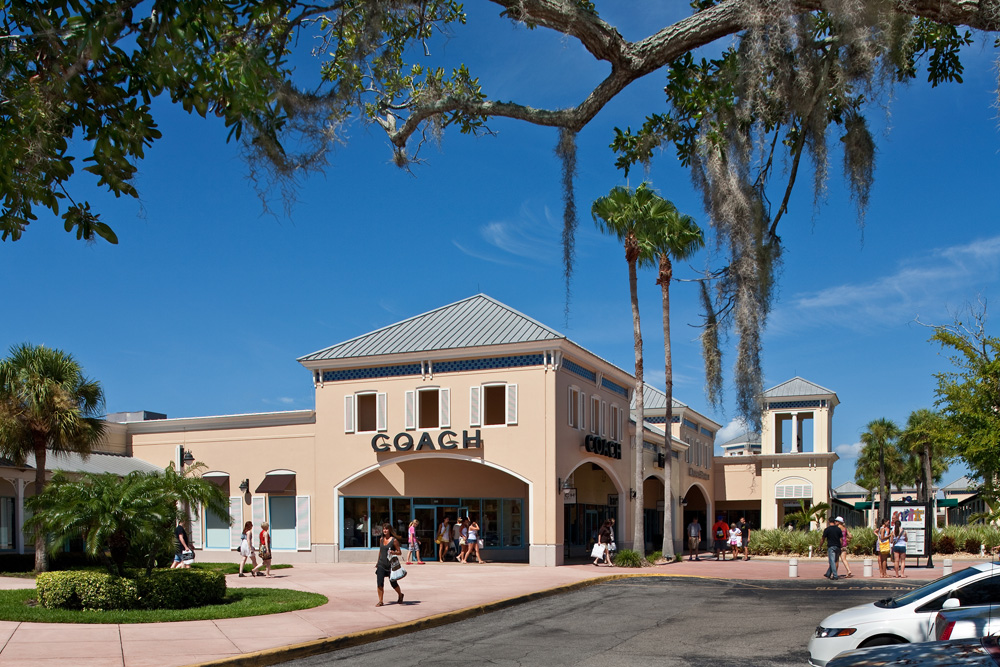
[942,475,977,492]
[299,294,565,362]
[763,377,838,400]
[833,482,869,496]
[720,432,760,447]
[1,450,164,476]
[637,383,687,411]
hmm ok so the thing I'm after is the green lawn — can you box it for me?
[0,586,327,623]
[0,562,324,623]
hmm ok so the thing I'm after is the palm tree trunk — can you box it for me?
[658,254,674,559]
[628,257,646,556]
[922,443,933,505]
[878,444,888,527]
[33,440,48,573]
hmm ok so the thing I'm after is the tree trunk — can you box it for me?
[878,444,888,527]
[32,440,48,573]
[922,442,934,505]
[659,254,674,559]
[628,256,645,557]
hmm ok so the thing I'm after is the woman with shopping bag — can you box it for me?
[375,523,405,606]
[592,519,613,566]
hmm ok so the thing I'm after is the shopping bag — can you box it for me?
[389,553,407,581]
[590,543,606,559]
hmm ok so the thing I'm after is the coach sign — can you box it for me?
[583,434,622,460]
[371,430,483,453]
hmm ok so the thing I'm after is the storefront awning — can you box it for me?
[255,473,295,494]
[203,474,229,488]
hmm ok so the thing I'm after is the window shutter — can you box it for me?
[506,384,518,425]
[567,388,573,427]
[296,496,311,551]
[439,388,451,428]
[252,496,266,528]
[404,390,416,430]
[601,401,607,436]
[469,386,481,427]
[376,392,387,432]
[230,497,243,550]
[344,395,355,434]
[618,408,624,442]
[190,505,202,549]
[578,391,585,431]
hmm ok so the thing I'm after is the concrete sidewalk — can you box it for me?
[0,555,975,667]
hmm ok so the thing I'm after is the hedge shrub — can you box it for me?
[936,535,956,554]
[36,569,225,611]
[612,549,643,568]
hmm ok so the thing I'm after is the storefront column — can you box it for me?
[15,478,24,555]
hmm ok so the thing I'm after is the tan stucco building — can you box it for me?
[4,296,845,564]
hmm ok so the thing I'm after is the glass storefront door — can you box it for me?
[414,506,438,561]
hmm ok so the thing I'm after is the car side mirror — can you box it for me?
[942,597,961,610]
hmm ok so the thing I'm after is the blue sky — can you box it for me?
[4,5,998,490]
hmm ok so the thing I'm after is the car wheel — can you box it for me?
[859,635,907,648]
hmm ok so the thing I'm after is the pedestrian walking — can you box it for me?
[375,523,404,607]
[458,517,471,563]
[593,519,612,566]
[406,519,425,564]
[687,516,702,561]
[712,516,729,560]
[466,520,485,563]
[258,521,273,577]
[728,522,741,560]
[738,517,751,561]
[171,518,193,569]
[820,518,843,580]
[239,520,260,577]
[436,516,452,562]
[836,517,853,578]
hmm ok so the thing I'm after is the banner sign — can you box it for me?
[888,502,932,557]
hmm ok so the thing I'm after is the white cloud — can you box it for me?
[770,235,1000,334]
[452,203,561,267]
[835,441,864,460]
[714,418,753,445]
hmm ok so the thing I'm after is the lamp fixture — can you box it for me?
[179,447,195,467]
[562,478,572,490]
[239,479,249,493]
[680,497,688,506]
[629,488,637,500]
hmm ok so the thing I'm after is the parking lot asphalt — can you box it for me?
[0,554,975,667]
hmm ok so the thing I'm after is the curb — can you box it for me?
[185,573,698,667]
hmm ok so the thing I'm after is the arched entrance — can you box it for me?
[562,460,622,559]
[643,475,664,553]
[336,456,529,563]
[682,483,709,553]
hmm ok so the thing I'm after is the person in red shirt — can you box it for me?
[712,516,730,561]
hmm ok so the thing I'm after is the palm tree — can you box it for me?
[639,197,704,559]
[592,182,666,556]
[0,343,106,572]
[899,409,950,504]
[859,418,903,525]
[783,500,830,531]
[25,463,230,576]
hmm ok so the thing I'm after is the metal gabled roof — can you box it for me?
[635,383,687,411]
[833,481,869,495]
[763,377,837,399]
[720,431,760,447]
[16,450,164,476]
[942,475,977,491]
[298,294,566,362]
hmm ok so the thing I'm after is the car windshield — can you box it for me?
[876,567,981,608]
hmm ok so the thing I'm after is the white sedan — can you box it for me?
[936,597,1000,641]
[809,562,1000,666]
